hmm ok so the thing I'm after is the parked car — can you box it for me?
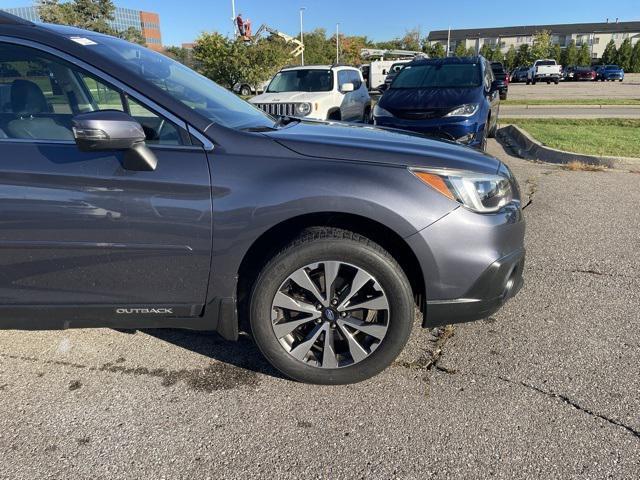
[571,66,596,81]
[233,79,271,97]
[510,65,529,83]
[250,65,371,122]
[382,61,410,90]
[373,56,501,151]
[0,12,525,385]
[562,65,577,81]
[599,65,625,82]
[527,59,562,84]
[490,61,509,100]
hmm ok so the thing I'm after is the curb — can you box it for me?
[502,104,640,110]
[496,124,640,169]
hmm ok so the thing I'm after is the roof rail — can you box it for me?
[0,10,35,26]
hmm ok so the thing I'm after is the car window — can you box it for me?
[0,42,185,145]
[392,63,482,89]
[338,70,351,89]
[348,70,362,89]
[267,69,334,93]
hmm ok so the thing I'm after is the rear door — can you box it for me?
[0,41,212,323]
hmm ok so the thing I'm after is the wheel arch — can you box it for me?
[236,212,426,333]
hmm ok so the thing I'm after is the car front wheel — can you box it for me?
[249,228,414,385]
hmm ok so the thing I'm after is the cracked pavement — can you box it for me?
[1,139,639,479]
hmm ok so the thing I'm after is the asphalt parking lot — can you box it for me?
[508,73,640,99]
[1,140,638,479]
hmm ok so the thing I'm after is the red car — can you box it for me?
[573,67,596,81]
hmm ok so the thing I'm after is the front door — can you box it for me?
[0,42,212,321]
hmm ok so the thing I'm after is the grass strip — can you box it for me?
[500,118,640,158]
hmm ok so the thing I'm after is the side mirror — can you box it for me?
[72,110,157,171]
[340,82,355,93]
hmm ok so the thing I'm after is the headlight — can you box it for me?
[373,104,393,118]
[445,103,479,117]
[411,168,513,213]
[295,103,312,116]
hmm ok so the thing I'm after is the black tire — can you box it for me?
[526,79,531,85]
[500,92,507,101]
[554,79,559,85]
[327,109,342,121]
[249,228,414,385]
[362,106,372,124]
[532,80,537,85]
[240,85,252,97]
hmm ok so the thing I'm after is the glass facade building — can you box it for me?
[2,5,163,51]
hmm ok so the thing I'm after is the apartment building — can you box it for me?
[428,21,640,59]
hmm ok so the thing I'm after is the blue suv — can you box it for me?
[374,57,501,151]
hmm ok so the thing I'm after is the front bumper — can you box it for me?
[374,116,484,148]
[424,248,525,327]
[405,202,526,328]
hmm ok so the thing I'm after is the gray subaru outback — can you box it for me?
[0,12,524,384]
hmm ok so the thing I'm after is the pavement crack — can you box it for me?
[397,325,457,374]
[494,375,640,440]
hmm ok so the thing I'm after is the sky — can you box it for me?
[1,0,638,46]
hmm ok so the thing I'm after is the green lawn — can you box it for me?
[501,119,640,158]
[502,98,640,106]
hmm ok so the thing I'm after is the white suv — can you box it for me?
[249,65,371,122]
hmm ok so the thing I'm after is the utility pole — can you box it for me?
[447,26,451,57]
[300,7,306,66]
[336,23,340,64]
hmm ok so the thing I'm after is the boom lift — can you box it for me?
[249,24,305,58]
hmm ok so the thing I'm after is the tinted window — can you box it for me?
[536,61,556,66]
[605,65,620,70]
[0,43,184,144]
[392,63,482,89]
[267,69,334,93]
[72,34,273,130]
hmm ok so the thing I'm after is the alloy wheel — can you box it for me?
[270,261,390,369]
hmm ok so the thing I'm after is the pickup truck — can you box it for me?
[527,59,562,85]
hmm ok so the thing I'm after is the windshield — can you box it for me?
[391,63,482,89]
[606,65,620,70]
[80,34,272,130]
[267,69,334,93]
[536,61,556,66]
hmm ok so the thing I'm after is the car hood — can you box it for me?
[250,92,332,103]
[262,120,501,174]
[379,87,481,112]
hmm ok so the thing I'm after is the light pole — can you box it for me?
[231,0,236,38]
[336,23,340,64]
[299,7,306,66]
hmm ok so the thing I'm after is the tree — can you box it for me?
[164,46,194,68]
[531,30,552,60]
[479,44,493,59]
[577,43,591,66]
[400,28,422,52]
[37,0,146,45]
[630,40,640,73]
[505,45,517,70]
[515,44,532,66]
[466,47,476,57]
[193,33,290,89]
[617,38,633,71]
[549,44,562,63]
[561,40,578,67]
[428,42,446,58]
[454,41,467,57]
[301,29,334,65]
[601,39,617,65]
